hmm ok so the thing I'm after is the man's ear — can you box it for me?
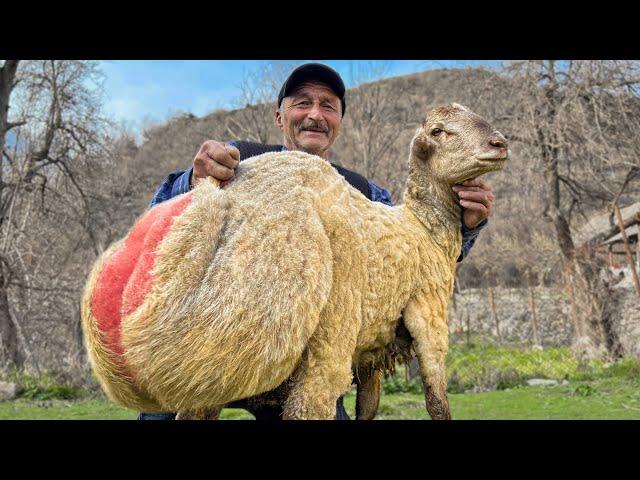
[275,108,284,131]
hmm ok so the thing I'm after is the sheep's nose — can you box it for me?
[489,132,507,149]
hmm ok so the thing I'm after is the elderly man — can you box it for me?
[140,63,494,420]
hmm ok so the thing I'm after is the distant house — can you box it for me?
[575,202,640,267]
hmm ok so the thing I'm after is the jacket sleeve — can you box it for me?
[367,179,393,206]
[149,167,193,208]
[457,219,487,262]
[148,140,273,208]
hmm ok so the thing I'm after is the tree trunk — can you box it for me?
[571,246,624,360]
[0,61,22,369]
[73,301,88,368]
[0,60,20,158]
[0,272,23,368]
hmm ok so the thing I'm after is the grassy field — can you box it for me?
[2,344,639,420]
[2,376,639,420]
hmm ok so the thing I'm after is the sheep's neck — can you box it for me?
[402,161,462,259]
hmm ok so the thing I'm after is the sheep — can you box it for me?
[81,103,508,420]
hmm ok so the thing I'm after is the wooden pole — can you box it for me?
[466,311,471,347]
[565,271,581,339]
[613,204,640,297]
[528,287,540,346]
[608,245,614,268]
[487,287,501,343]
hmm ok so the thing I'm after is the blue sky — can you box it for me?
[99,60,499,135]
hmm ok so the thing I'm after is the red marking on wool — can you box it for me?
[90,193,193,360]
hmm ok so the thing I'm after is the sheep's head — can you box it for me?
[410,103,508,184]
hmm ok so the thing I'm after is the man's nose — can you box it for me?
[307,103,324,120]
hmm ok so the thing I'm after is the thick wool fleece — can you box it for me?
[83,151,458,413]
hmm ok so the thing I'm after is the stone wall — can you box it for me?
[448,284,640,357]
[448,287,574,346]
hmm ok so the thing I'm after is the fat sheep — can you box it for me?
[81,103,508,419]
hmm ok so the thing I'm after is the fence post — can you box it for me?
[466,311,471,347]
[487,287,501,343]
[528,286,540,346]
[565,271,582,339]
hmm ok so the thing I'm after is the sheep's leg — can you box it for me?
[282,331,356,420]
[355,368,381,420]
[283,296,361,420]
[403,294,451,420]
[175,406,222,420]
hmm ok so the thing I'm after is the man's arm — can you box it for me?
[149,140,242,208]
[149,167,193,208]
[452,178,493,261]
[457,219,487,262]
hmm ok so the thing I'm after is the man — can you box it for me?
[141,63,494,420]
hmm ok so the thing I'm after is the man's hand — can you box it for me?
[452,179,495,229]
[191,140,241,187]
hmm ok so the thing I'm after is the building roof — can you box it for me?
[575,202,640,246]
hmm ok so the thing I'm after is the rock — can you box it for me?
[0,381,23,401]
[526,378,559,387]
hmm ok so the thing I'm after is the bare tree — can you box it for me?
[340,61,411,199]
[0,60,111,371]
[0,60,22,367]
[225,61,303,144]
[497,60,640,359]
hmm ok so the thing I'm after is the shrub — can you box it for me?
[3,371,87,401]
[381,343,626,394]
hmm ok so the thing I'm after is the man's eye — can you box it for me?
[323,104,336,111]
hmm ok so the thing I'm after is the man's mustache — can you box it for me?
[299,120,329,133]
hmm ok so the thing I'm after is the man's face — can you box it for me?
[275,81,342,159]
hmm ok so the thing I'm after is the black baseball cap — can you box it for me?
[277,63,346,117]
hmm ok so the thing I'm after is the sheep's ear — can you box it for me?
[451,103,471,112]
[411,133,436,161]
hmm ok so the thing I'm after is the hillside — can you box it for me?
[115,67,554,288]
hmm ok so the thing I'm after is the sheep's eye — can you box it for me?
[431,128,442,136]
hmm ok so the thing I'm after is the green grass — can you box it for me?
[2,345,638,420]
[2,375,639,420]
[374,379,640,420]
[384,343,618,395]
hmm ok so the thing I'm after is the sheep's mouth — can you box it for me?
[474,152,508,171]
[458,158,506,183]
[475,150,508,162]
[479,158,507,167]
